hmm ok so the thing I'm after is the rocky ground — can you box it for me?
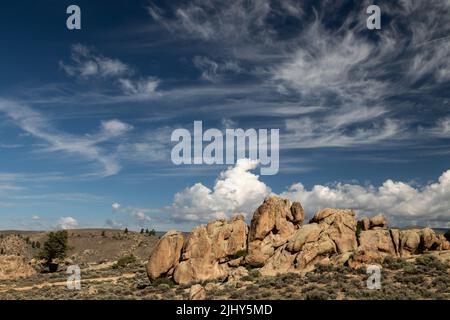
[0,252,449,300]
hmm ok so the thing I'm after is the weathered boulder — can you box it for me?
[286,223,322,253]
[259,244,297,276]
[173,215,248,284]
[398,228,440,257]
[419,228,440,251]
[399,229,421,256]
[0,255,36,280]
[359,229,396,255]
[347,248,385,269]
[246,196,303,266]
[189,284,206,300]
[294,235,336,271]
[310,208,358,254]
[369,214,388,229]
[146,230,185,281]
[205,215,248,260]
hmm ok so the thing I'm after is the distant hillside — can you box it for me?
[0,229,161,265]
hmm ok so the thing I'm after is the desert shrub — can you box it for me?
[305,288,334,300]
[39,230,69,271]
[113,254,137,269]
[383,256,410,270]
[415,255,448,271]
[242,269,261,281]
[151,277,176,288]
[315,263,335,273]
[431,275,450,292]
[394,273,425,285]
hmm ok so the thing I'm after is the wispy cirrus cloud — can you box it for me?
[0,99,132,177]
[59,44,161,99]
[59,43,130,79]
[145,0,450,152]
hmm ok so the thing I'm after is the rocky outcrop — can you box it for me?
[0,255,36,280]
[259,208,357,275]
[146,230,185,280]
[246,196,304,267]
[147,215,248,284]
[396,228,443,257]
[147,196,449,284]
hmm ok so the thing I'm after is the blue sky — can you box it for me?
[0,0,450,231]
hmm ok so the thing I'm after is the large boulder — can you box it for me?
[310,208,358,254]
[399,229,421,256]
[286,223,322,253]
[369,214,388,229]
[347,248,385,269]
[173,215,248,284]
[246,196,303,266]
[358,214,387,231]
[359,229,397,255]
[0,255,36,280]
[294,235,336,271]
[398,228,440,256]
[419,228,440,251]
[146,230,185,281]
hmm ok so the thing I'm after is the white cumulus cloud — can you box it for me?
[168,158,271,221]
[57,217,78,230]
[112,202,121,210]
[281,170,450,228]
[167,158,450,228]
